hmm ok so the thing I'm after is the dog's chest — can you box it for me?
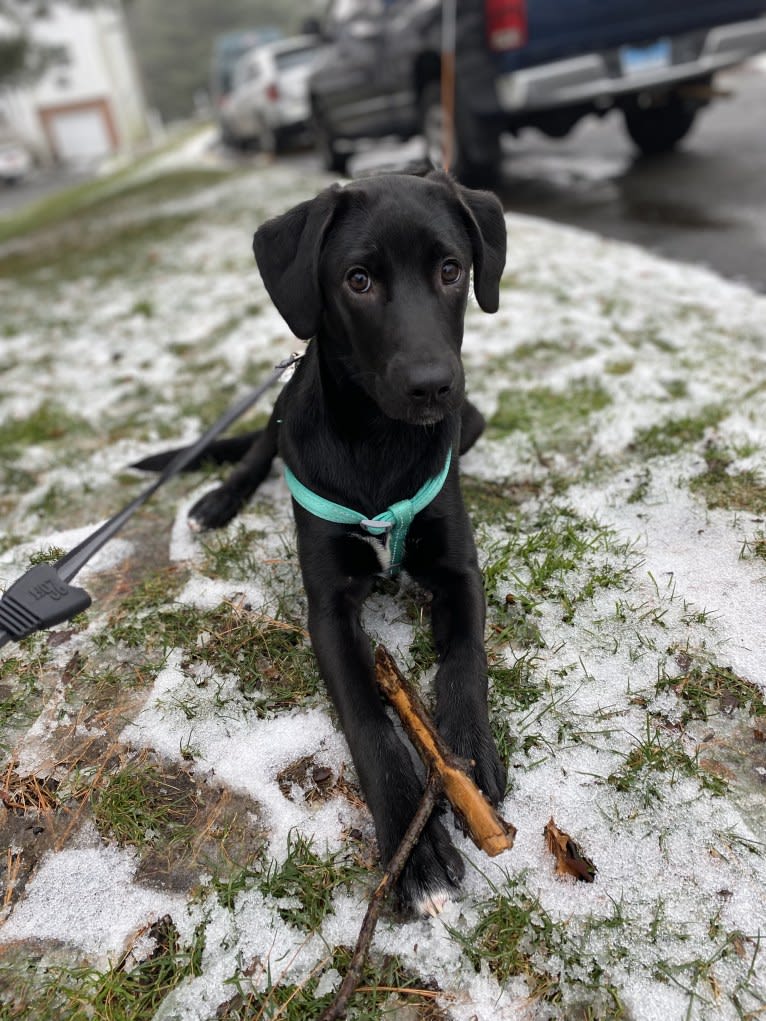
[350,531,392,575]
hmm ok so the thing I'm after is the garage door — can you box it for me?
[48,106,113,163]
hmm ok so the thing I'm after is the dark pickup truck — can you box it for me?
[309,0,766,181]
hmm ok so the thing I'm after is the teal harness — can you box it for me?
[284,449,453,575]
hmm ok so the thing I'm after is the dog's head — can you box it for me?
[253,171,506,425]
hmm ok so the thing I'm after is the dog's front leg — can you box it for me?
[295,514,465,913]
[407,498,507,807]
[188,399,283,530]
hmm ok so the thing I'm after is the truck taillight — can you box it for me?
[485,0,527,52]
[266,82,280,102]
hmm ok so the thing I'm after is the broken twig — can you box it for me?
[319,772,442,1021]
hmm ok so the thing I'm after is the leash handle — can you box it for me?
[0,354,302,649]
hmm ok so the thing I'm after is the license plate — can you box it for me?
[620,39,671,75]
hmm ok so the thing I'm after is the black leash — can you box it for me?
[0,354,301,650]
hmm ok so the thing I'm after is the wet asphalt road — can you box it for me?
[0,167,93,216]
[491,62,766,293]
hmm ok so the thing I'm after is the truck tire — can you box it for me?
[420,82,500,186]
[313,112,349,176]
[623,93,698,155]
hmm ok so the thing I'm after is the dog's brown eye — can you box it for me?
[441,259,462,284]
[346,268,371,293]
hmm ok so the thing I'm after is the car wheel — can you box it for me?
[623,92,698,155]
[258,120,277,156]
[219,122,241,150]
[313,114,349,175]
[420,82,500,186]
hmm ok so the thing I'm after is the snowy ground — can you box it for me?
[1,137,765,1020]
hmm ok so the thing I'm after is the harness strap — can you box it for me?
[284,449,452,574]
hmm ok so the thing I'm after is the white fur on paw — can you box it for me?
[417,889,451,917]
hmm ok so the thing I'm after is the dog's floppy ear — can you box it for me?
[457,184,507,313]
[253,184,342,340]
[433,174,505,313]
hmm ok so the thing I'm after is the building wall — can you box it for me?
[0,2,150,166]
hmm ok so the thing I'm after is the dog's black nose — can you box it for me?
[406,364,455,404]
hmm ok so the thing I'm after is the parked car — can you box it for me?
[0,135,32,185]
[221,35,325,153]
[210,27,282,142]
[309,0,766,182]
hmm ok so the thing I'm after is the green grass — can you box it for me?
[604,359,634,376]
[199,523,271,581]
[630,405,725,459]
[461,475,541,526]
[448,879,557,991]
[489,656,544,710]
[447,875,630,1017]
[216,946,450,1021]
[92,758,197,850]
[98,598,321,717]
[0,918,205,1021]
[0,404,93,459]
[654,930,763,1021]
[0,165,234,247]
[481,506,638,624]
[209,862,262,912]
[657,655,766,723]
[259,831,362,932]
[499,336,597,368]
[0,210,199,281]
[0,645,49,755]
[689,446,766,515]
[607,719,728,803]
[740,529,766,561]
[489,379,612,449]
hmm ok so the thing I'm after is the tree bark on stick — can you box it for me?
[374,644,516,855]
[319,772,442,1021]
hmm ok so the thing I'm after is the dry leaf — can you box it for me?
[544,818,596,883]
[699,757,736,783]
[731,933,748,960]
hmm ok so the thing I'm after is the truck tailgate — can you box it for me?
[502,0,766,69]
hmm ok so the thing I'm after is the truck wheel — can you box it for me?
[421,82,500,186]
[313,114,349,176]
[623,93,698,155]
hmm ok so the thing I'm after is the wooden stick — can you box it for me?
[319,772,442,1021]
[374,644,516,856]
[319,647,515,1019]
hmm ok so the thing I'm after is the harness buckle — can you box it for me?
[359,518,394,532]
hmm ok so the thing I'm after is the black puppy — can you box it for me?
[141,171,507,915]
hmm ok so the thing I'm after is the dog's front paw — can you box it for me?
[397,815,464,917]
[188,487,243,531]
[440,719,507,808]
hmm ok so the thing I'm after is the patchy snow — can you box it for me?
[0,842,186,959]
[569,468,766,685]
[1,151,766,1019]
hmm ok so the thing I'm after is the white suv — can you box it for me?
[223,35,324,152]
